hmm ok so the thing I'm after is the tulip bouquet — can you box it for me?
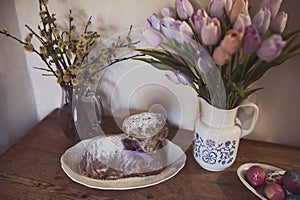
[136,0,300,109]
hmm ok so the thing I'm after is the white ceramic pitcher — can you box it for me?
[193,98,259,171]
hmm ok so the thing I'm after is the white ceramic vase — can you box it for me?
[193,98,259,171]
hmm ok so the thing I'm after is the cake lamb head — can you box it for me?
[122,112,169,153]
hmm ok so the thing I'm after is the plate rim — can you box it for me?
[237,162,285,200]
[60,138,186,190]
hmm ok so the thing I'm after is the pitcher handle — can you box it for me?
[90,93,104,125]
[238,102,259,138]
[82,89,104,125]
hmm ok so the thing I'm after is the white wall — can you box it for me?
[1,0,300,154]
[12,0,178,121]
[0,0,37,155]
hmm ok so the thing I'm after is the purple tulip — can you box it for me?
[176,71,194,85]
[252,6,271,35]
[201,17,221,45]
[256,34,286,62]
[161,8,176,18]
[270,11,288,33]
[243,25,261,53]
[170,20,193,44]
[160,17,175,39]
[142,28,163,48]
[165,70,180,84]
[208,0,233,18]
[165,70,193,85]
[234,13,252,33]
[147,14,161,31]
[195,47,215,74]
[175,0,194,20]
[191,9,208,36]
[260,0,282,18]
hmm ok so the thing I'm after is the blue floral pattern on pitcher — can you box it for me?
[194,132,236,165]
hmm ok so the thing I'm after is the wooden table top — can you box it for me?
[0,109,300,200]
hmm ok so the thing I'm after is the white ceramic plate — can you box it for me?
[61,137,186,190]
[237,163,285,200]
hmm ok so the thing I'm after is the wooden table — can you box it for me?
[1,109,300,200]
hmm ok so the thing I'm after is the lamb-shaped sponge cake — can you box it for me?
[122,112,169,153]
[80,112,169,180]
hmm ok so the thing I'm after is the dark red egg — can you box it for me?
[246,165,266,187]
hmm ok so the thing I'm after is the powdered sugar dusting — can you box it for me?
[84,135,125,169]
[122,112,166,138]
[82,134,167,177]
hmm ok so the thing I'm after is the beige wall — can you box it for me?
[245,0,300,146]
[0,0,300,155]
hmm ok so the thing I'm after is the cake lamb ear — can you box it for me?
[157,125,169,141]
[136,124,169,153]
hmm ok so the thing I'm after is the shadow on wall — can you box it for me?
[0,0,38,155]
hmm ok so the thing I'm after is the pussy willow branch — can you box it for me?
[0,30,26,45]
[84,16,92,34]
[68,10,72,42]
[25,25,46,45]
[105,53,144,68]
[40,0,55,29]
[127,25,133,36]
[39,0,63,72]
[0,30,41,59]
[39,4,48,39]
[0,30,58,77]
[33,66,52,72]
[25,25,63,72]
[83,53,144,82]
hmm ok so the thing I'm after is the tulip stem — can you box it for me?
[240,54,250,82]
[207,46,213,56]
[227,54,234,83]
[244,60,263,86]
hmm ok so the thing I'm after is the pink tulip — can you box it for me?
[229,0,249,23]
[243,25,261,53]
[260,0,282,18]
[201,17,221,45]
[252,6,271,35]
[208,0,233,18]
[160,17,175,39]
[147,14,161,31]
[213,46,229,66]
[220,29,243,54]
[256,34,286,62]
[270,11,288,33]
[234,13,251,33]
[142,28,163,48]
[191,9,208,36]
[170,20,193,44]
[165,70,193,85]
[175,0,194,20]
